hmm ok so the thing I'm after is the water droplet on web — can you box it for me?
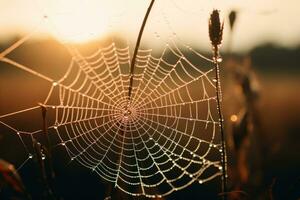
[42,154,46,160]
[189,174,193,178]
[212,78,217,82]
[52,82,58,86]
[217,57,223,63]
[199,180,203,184]
[28,154,33,159]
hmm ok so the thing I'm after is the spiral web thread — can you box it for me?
[0,33,223,197]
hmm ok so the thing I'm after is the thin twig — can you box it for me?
[127,0,156,103]
[109,1,155,199]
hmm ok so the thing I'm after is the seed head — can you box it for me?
[209,9,224,47]
[229,10,237,31]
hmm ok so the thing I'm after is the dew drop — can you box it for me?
[42,154,46,160]
[52,82,58,86]
[199,180,203,184]
[28,154,33,159]
[217,57,223,63]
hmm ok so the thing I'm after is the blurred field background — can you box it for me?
[1,0,300,199]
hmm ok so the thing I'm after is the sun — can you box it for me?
[45,1,109,43]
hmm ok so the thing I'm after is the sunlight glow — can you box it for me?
[45,0,109,43]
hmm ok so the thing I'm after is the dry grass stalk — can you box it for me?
[209,9,227,200]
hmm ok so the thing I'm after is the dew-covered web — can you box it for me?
[0,3,224,199]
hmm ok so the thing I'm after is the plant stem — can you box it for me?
[40,105,55,179]
[213,45,227,200]
[127,0,155,103]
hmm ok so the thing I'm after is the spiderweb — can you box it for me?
[0,3,223,199]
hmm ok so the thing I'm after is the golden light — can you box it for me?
[230,114,238,122]
[44,0,109,43]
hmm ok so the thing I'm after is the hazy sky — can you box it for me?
[0,0,300,52]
